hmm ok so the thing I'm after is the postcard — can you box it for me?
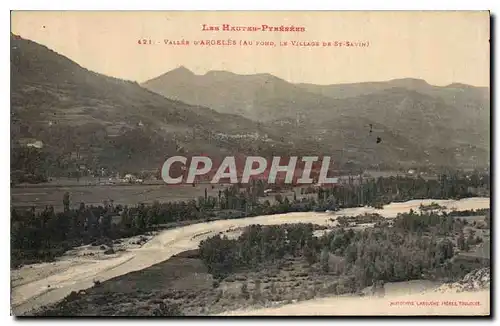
[10,11,490,316]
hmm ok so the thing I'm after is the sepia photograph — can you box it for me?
[10,10,491,316]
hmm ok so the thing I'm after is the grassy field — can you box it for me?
[11,180,316,211]
[11,183,229,211]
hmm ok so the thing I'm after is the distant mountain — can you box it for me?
[142,68,490,168]
[299,77,488,101]
[299,78,490,141]
[142,67,342,122]
[142,68,488,125]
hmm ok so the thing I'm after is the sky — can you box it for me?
[11,11,490,86]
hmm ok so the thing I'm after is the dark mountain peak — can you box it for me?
[168,65,195,76]
[143,66,196,85]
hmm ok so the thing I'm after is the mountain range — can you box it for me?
[10,34,490,176]
[142,66,490,168]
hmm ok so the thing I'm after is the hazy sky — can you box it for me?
[11,11,490,86]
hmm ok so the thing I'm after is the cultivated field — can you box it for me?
[11,183,229,211]
[11,182,314,211]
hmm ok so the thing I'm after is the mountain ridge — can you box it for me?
[146,66,487,89]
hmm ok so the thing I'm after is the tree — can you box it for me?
[320,247,330,272]
[485,213,491,229]
[457,233,468,251]
[466,233,476,248]
[304,244,317,265]
[241,282,250,300]
[270,281,277,296]
[151,302,183,316]
[63,192,70,212]
[253,280,262,302]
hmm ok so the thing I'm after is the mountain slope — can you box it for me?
[142,67,342,122]
[299,78,490,144]
[142,68,489,168]
[298,77,489,103]
[10,35,308,174]
[308,87,488,149]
